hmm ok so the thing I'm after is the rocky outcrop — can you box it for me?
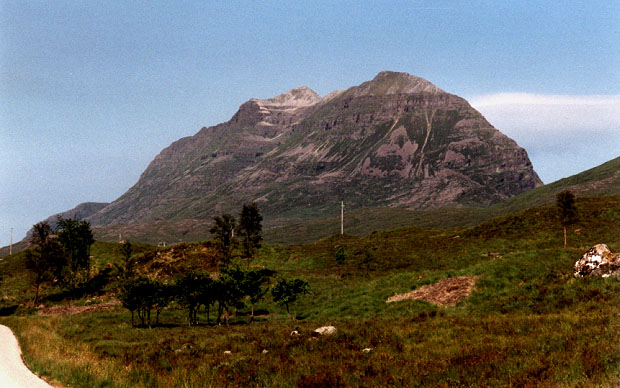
[89,71,542,228]
[574,244,620,277]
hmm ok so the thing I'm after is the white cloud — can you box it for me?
[469,93,620,132]
[467,93,620,183]
[470,93,620,107]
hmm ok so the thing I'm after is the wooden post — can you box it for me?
[341,201,344,235]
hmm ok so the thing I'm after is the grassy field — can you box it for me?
[0,195,619,387]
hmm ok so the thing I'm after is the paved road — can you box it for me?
[0,325,53,388]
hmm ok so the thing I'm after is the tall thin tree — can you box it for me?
[556,190,578,248]
[238,203,263,266]
[210,214,237,267]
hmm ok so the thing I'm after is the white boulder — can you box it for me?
[314,326,337,336]
[574,244,620,278]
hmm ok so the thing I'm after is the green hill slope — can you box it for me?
[489,155,620,213]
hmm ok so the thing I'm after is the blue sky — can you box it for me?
[1,1,619,242]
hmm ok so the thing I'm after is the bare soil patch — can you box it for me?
[387,276,478,306]
[38,301,120,316]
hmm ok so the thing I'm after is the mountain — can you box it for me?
[40,202,110,230]
[88,71,541,230]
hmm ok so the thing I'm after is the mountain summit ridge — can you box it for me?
[346,71,445,97]
[89,71,541,227]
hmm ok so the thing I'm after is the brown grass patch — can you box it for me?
[386,276,478,306]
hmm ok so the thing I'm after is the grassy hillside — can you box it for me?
[489,155,620,213]
[0,195,618,387]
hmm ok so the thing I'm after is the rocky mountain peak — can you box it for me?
[231,86,320,129]
[345,71,445,97]
[251,86,321,108]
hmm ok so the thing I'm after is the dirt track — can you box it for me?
[38,300,120,316]
[0,324,53,388]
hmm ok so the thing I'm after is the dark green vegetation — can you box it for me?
[0,195,619,387]
[271,277,309,320]
[25,218,95,304]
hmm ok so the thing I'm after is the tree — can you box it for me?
[335,246,346,278]
[241,268,275,322]
[55,217,95,292]
[152,282,173,326]
[210,214,237,266]
[116,241,135,280]
[25,221,66,304]
[214,267,245,325]
[31,221,52,246]
[200,276,217,325]
[556,190,578,248]
[175,272,208,326]
[272,278,309,321]
[359,250,374,277]
[237,203,263,265]
[119,279,142,327]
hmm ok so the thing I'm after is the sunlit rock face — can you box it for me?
[574,244,620,277]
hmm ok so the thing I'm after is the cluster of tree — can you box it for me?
[119,203,309,327]
[25,217,94,303]
[118,276,171,328]
[119,267,309,327]
[210,203,263,267]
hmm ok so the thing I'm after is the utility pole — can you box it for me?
[340,201,344,235]
[9,228,13,255]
